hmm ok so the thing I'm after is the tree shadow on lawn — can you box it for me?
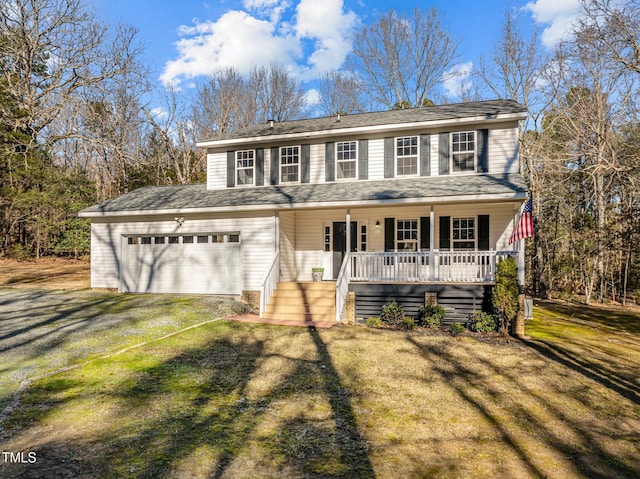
[1,322,375,478]
[537,300,640,335]
[406,336,640,479]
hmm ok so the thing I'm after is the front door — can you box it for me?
[332,221,357,279]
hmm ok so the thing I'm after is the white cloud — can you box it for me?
[160,10,298,86]
[161,0,357,87]
[295,0,358,78]
[525,0,581,47]
[443,62,473,99]
[304,88,320,107]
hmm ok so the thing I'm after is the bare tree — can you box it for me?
[316,70,366,116]
[346,7,458,109]
[0,0,144,148]
[251,63,307,123]
[194,67,257,138]
[579,0,640,76]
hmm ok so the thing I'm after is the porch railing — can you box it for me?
[350,250,517,283]
[335,252,352,322]
[259,252,280,317]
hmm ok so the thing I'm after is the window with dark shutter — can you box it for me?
[325,142,335,182]
[420,134,430,176]
[227,151,235,187]
[439,216,451,250]
[439,133,449,175]
[358,139,368,179]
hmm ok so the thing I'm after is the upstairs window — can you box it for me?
[280,146,300,183]
[236,150,255,186]
[336,141,357,179]
[396,136,418,176]
[452,132,475,173]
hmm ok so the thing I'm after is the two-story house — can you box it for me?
[79,99,529,324]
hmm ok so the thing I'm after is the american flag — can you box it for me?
[509,197,534,244]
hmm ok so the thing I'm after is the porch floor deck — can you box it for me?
[227,314,337,329]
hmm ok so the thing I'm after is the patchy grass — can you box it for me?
[0,258,91,290]
[1,300,639,478]
[0,289,250,414]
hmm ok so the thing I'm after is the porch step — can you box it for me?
[262,281,336,323]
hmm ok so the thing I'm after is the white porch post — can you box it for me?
[275,211,280,254]
[429,206,435,281]
[346,209,351,253]
[518,238,526,289]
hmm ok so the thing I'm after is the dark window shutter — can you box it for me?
[358,139,368,180]
[420,216,430,250]
[325,142,335,182]
[227,151,235,187]
[270,147,279,185]
[384,218,395,252]
[439,132,450,175]
[439,216,451,250]
[478,215,490,250]
[477,129,489,173]
[301,144,310,183]
[384,137,394,178]
[420,134,431,176]
[255,148,264,186]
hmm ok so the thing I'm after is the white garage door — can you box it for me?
[121,233,241,295]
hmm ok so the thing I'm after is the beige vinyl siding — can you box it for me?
[431,134,440,176]
[279,211,296,281]
[206,152,228,190]
[310,143,325,183]
[90,212,275,291]
[488,127,519,174]
[367,138,385,180]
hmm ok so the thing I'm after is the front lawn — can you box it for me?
[1,300,639,478]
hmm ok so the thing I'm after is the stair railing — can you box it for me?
[335,252,352,322]
[260,252,280,318]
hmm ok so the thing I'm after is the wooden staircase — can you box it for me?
[262,281,337,323]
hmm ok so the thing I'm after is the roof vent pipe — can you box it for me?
[268,119,274,129]
[336,113,341,123]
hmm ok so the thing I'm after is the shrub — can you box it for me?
[417,304,446,328]
[450,323,465,335]
[469,311,497,333]
[401,316,415,330]
[381,301,404,326]
[492,256,520,335]
[365,317,383,328]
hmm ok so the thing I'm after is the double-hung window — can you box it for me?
[280,146,300,183]
[396,219,418,251]
[396,136,418,176]
[453,217,475,250]
[452,132,475,173]
[236,150,254,186]
[336,141,357,179]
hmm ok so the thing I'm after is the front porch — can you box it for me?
[261,202,526,322]
[349,250,517,283]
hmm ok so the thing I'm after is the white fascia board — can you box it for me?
[195,112,527,149]
[78,192,526,219]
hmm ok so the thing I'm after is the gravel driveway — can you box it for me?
[0,288,249,414]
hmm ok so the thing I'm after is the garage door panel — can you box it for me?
[122,235,241,294]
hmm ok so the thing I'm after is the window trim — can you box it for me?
[395,136,419,177]
[452,216,476,250]
[279,145,300,184]
[451,131,476,174]
[236,149,255,187]
[335,141,358,180]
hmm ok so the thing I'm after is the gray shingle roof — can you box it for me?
[80,174,527,216]
[198,99,527,144]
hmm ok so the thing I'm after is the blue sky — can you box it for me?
[91,0,582,102]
